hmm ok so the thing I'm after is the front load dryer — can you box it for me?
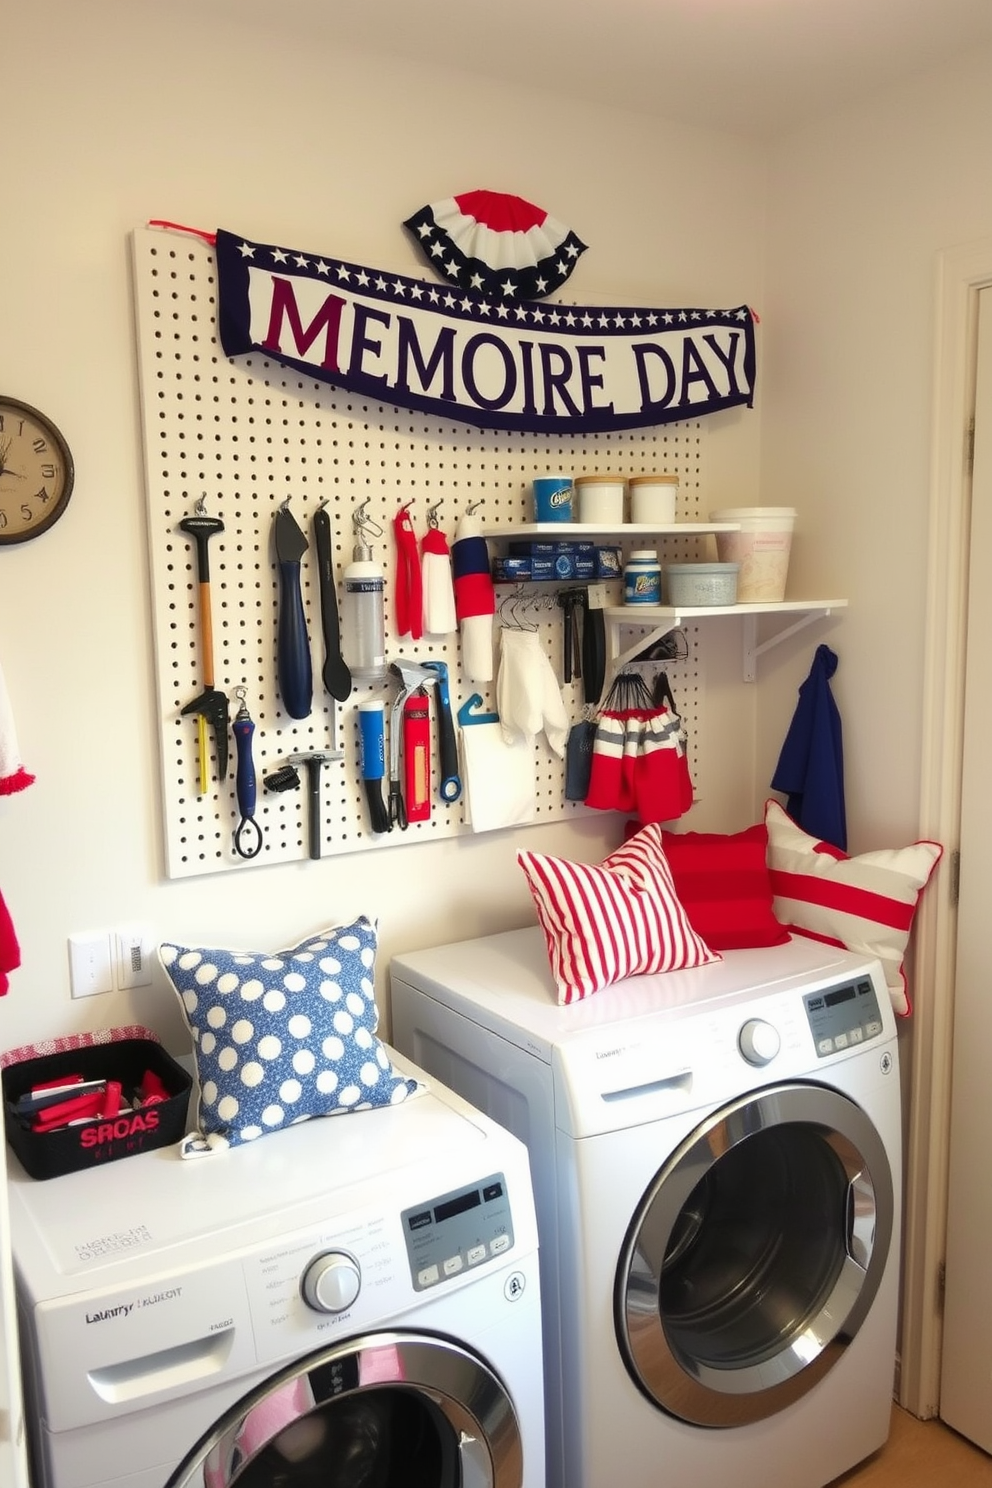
[390,927,902,1488]
[8,1053,544,1488]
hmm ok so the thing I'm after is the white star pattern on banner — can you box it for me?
[215,229,757,436]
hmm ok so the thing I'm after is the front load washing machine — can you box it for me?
[390,928,902,1488]
[8,1053,544,1488]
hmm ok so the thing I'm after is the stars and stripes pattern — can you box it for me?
[214,226,757,435]
[403,190,588,300]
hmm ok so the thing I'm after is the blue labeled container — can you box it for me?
[624,550,661,605]
[532,475,574,523]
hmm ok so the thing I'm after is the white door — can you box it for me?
[939,283,992,1453]
[0,1134,29,1487]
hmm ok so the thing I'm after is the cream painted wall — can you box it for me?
[760,47,992,848]
[0,0,765,1055]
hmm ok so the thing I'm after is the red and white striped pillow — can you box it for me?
[764,799,942,1017]
[517,823,719,1004]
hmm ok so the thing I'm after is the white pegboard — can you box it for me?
[130,225,711,879]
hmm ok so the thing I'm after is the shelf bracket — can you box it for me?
[608,616,683,673]
[742,608,839,682]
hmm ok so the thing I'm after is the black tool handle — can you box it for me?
[558,593,574,683]
[306,764,322,859]
[278,558,313,719]
[179,514,224,581]
[434,698,460,802]
[388,778,407,832]
[582,605,607,707]
[423,663,461,802]
[313,505,352,702]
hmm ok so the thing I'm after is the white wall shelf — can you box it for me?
[606,600,849,681]
[484,522,741,539]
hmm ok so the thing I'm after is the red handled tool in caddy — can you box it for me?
[387,659,437,830]
[403,690,431,822]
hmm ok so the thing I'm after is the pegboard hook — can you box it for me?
[465,498,485,515]
[194,493,208,516]
[353,498,383,540]
[427,499,444,529]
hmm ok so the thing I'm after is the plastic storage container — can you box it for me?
[575,475,626,525]
[532,475,574,523]
[624,550,662,604]
[2,1035,192,1179]
[629,475,678,525]
[665,562,739,607]
[709,507,796,602]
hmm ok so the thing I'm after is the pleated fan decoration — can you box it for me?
[403,190,588,299]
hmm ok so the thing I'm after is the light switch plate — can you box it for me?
[116,925,154,989]
[68,932,113,997]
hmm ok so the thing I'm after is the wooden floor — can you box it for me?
[831,1406,992,1485]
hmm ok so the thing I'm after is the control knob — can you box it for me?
[301,1251,362,1314]
[738,1018,781,1067]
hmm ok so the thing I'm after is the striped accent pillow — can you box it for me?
[765,799,942,1017]
[517,823,719,1004]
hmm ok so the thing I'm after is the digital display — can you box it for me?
[434,1189,482,1225]
[803,977,884,1058]
[401,1172,514,1291]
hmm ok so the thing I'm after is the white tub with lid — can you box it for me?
[629,475,678,525]
[709,507,796,602]
[575,474,625,525]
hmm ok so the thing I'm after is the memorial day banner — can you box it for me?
[216,228,756,436]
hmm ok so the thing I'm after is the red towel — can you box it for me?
[393,506,423,640]
[0,890,21,996]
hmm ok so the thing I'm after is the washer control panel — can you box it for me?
[402,1172,513,1292]
[803,976,885,1058]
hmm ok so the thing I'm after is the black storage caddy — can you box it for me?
[2,1036,191,1180]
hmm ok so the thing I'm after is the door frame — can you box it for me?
[899,237,992,1417]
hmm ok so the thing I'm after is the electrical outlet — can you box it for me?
[115,925,154,989]
[68,932,114,998]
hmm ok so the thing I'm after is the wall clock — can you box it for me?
[0,396,74,545]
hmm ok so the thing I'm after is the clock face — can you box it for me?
[0,398,74,545]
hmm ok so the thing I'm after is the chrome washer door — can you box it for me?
[165,1330,522,1487]
[616,1082,893,1427]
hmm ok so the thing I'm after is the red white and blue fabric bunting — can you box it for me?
[213,227,756,436]
[403,190,587,301]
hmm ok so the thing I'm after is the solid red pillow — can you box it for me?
[661,824,790,950]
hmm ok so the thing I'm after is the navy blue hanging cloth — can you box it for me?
[770,643,846,851]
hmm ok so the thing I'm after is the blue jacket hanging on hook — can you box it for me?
[771,644,846,851]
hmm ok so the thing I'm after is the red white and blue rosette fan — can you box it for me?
[403,190,587,300]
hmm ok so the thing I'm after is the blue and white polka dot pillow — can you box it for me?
[159,917,419,1155]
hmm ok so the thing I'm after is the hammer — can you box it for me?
[288,750,341,860]
[179,500,229,792]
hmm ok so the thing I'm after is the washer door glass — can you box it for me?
[615,1082,894,1427]
[165,1331,522,1488]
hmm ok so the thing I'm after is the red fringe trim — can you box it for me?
[0,767,35,796]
